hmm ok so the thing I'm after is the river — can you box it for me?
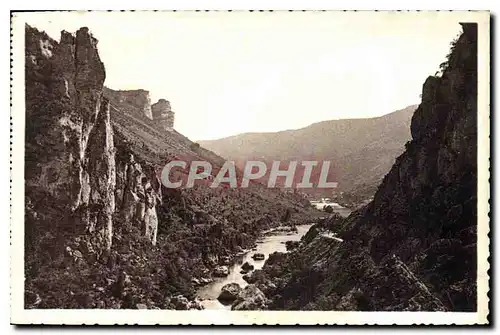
[310,200,352,215]
[197,224,314,310]
[197,204,352,310]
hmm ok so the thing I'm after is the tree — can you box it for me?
[190,142,201,152]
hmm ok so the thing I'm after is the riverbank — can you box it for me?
[197,224,314,310]
[196,206,352,310]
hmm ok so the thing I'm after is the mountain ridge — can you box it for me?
[200,104,418,197]
[201,105,418,142]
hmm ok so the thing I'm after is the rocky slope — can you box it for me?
[24,24,317,309]
[200,105,417,198]
[247,23,478,311]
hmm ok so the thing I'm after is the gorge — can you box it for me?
[23,21,478,313]
[242,23,478,312]
[24,24,316,309]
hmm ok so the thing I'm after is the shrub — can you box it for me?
[190,142,201,152]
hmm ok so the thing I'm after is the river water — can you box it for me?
[311,200,351,214]
[197,203,352,310]
[197,224,313,310]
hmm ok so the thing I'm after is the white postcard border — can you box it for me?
[10,10,490,325]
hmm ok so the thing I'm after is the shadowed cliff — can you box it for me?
[247,23,478,312]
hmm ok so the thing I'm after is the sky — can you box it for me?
[19,11,465,140]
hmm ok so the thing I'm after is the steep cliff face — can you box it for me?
[152,98,175,130]
[25,24,118,253]
[25,25,162,254]
[104,88,153,120]
[113,143,162,245]
[251,23,478,311]
[25,24,316,309]
[25,23,163,279]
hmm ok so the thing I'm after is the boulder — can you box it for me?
[218,283,242,302]
[213,265,229,277]
[242,269,267,285]
[241,262,254,271]
[231,285,269,310]
[324,205,334,213]
[252,253,265,261]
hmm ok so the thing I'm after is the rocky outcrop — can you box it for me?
[218,283,242,302]
[114,148,161,244]
[241,262,254,271]
[151,99,175,130]
[83,98,116,250]
[253,23,478,311]
[231,285,269,310]
[104,88,153,120]
[25,24,160,258]
[25,25,115,253]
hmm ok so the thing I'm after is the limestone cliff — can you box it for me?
[250,23,478,311]
[103,88,153,120]
[152,98,175,131]
[25,24,118,253]
[25,25,161,262]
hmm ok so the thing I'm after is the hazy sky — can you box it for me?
[20,11,464,140]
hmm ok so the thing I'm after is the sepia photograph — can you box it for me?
[10,10,490,325]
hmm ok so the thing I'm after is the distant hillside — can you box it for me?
[200,105,417,196]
